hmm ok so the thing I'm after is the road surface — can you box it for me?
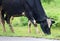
[0,37,60,41]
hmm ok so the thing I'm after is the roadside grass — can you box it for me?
[0,24,60,39]
[0,0,60,39]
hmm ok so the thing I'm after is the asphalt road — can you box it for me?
[0,37,60,41]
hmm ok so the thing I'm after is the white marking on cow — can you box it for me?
[47,19,52,28]
[33,20,36,24]
[22,12,25,15]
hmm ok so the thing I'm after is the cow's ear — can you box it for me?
[50,18,55,23]
[51,19,55,24]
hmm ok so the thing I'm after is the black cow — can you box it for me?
[0,0,55,34]
[2,1,36,32]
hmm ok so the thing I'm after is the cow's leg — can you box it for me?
[1,19,6,32]
[1,18,6,32]
[25,3,36,25]
[25,11,35,25]
[34,23,39,33]
[0,6,2,24]
[10,16,14,24]
[28,20,39,33]
[11,16,14,20]
[9,23,14,33]
[8,18,14,33]
[5,15,14,33]
[28,20,31,33]
[1,10,6,32]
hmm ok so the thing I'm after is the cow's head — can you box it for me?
[40,18,55,35]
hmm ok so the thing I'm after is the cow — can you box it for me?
[0,0,39,33]
[0,0,55,34]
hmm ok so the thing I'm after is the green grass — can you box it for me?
[0,0,60,39]
[0,24,60,39]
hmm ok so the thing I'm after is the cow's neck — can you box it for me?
[33,0,47,21]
